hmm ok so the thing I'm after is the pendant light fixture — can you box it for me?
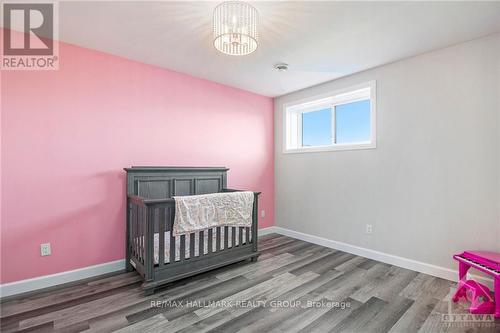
[213,1,259,56]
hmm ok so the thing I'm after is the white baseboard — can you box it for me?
[0,259,125,298]
[1,226,493,298]
[258,226,279,236]
[0,227,276,298]
[271,226,494,289]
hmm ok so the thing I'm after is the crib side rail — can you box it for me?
[127,191,260,281]
[128,195,175,207]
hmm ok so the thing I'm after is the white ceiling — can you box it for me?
[54,1,500,97]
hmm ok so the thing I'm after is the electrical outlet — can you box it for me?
[40,243,51,256]
[261,210,266,219]
[365,224,373,234]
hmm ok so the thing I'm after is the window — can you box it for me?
[284,81,376,153]
[302,108,332,147]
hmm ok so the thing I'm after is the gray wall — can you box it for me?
[274,34,500,271]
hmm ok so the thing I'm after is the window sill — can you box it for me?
[283,142,376,154]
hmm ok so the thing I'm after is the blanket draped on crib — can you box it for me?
[172,191,254,236]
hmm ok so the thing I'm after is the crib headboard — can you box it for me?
[124,166,228,199]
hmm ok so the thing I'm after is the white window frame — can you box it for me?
[283,81,377,153]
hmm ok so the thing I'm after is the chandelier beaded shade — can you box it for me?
[213,1,259,56]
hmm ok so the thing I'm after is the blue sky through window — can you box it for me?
[301,100,371,147]
[302,108,332,146]
[335,100,371,144]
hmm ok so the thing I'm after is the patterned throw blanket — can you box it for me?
[173,191,254,236]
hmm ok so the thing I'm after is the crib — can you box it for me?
[125,166,260,295]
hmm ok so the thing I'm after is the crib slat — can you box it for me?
[199,230,204,256]
[216,227,221,252]
[139,207,143,263]
[134,206,138,257]
[224,226,229,250]
[208,229,213,253]
[136,206,140,258]
[158,208,165,266]
[145,207,155,280]
[142,207,147,263]
[170,232,176,263]
[239,227,243,246]
[246,227,250,245]
[166,206,172,232]
[130,205,133,258]
[180,235,186,261]
[190,233,195,259]
[142,207,146,263]
[231,227,236,248]
[133,206,138,258]
[136,207,140,262]
[132,205,136,257]
[166,206,172,263]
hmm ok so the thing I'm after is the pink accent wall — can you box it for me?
[0,37,274,284]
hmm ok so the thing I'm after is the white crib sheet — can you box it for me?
[152,227,248,264]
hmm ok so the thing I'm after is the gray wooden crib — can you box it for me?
[125,166,260,294]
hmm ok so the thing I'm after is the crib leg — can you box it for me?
[250,254,259,262]
[144,287,155,296]
[125,259,134,272]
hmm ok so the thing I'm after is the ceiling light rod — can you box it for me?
[213,1,259,56]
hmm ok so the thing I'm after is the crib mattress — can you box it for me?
[152,227,248,264]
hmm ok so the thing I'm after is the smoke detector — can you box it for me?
[273,63,288,72]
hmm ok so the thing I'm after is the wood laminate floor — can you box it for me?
[1,234,498,333]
